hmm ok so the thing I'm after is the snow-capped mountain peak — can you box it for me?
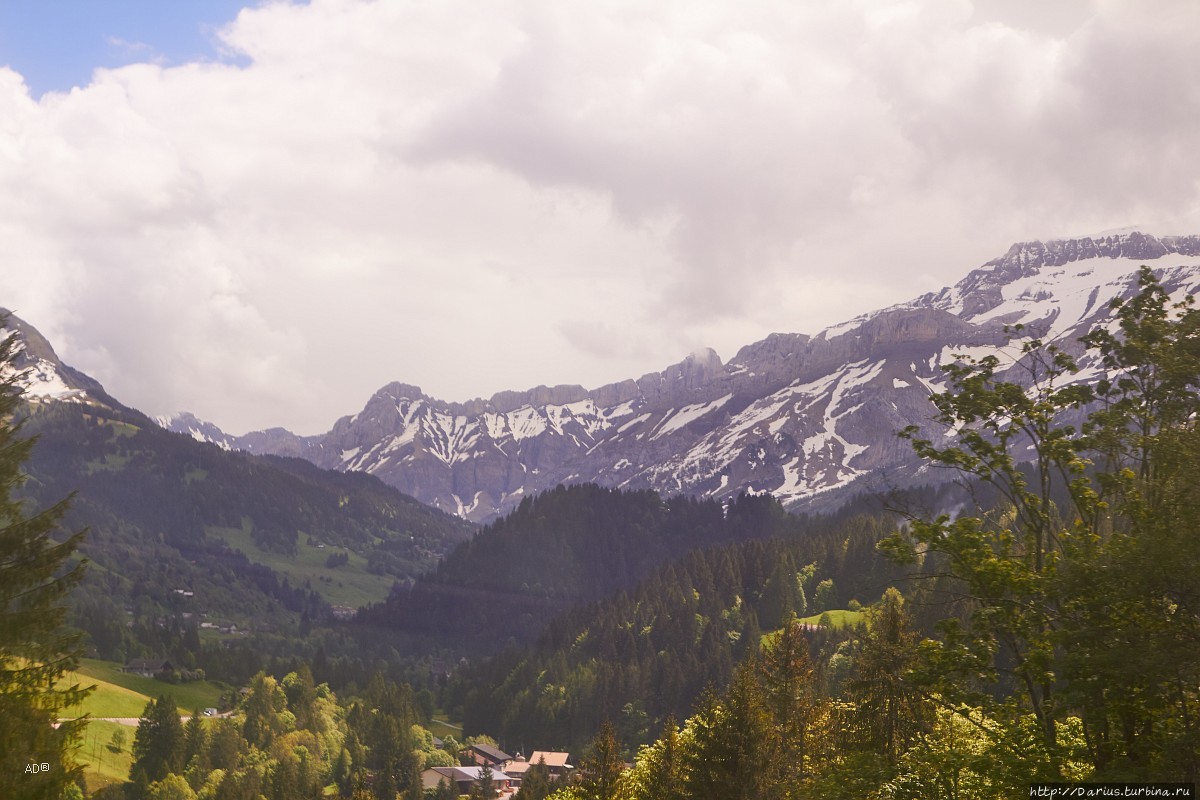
[1,309,108,405]
[158,231,1200,521]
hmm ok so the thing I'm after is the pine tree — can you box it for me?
[623,718,686,800]
[579,720,625,800]
[0,316,91,800]
[470,761,496,799]
[683,662,771,800]
[519,756,554,800]
[181,710,208,774]
[131,695,185,791]
[431,778,457,800]
[845,588,928,765]
[759,618,825,789]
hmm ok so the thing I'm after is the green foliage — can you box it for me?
[146,773,197,800]
[882,267,1200,780]
[16,398,472,660]
[619,717,688,800]
[131,695,185,792]
[759,619,826,788]
[0,317,92,800]
[371,487,802,644]
[589,269,1200,797]
[842,588,930,764]
[450,491,906,752]
[519,756,556,800]
[578,721,626,800]
[469,761,497,800]
[812,578,836,613]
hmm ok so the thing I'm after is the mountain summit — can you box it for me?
[1,310,113,406]
[161,231,1200,521]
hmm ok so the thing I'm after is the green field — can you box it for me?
[761,609,868,645]
[430,714,463,741]
[55,658,225,792]
[60,659,226,719]
[207,518,397,608]
[796,608,866,629]
[76,719,134,790]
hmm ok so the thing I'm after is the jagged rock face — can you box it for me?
[160,232,1200,522]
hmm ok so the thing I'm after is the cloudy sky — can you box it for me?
[1,0,1198,435]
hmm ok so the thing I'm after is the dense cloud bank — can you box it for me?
[1,0,1197,433]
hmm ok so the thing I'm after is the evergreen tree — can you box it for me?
[131,695,185,791]
[683,662,771,800]
[519,756,554,800]
[470,761,496,799]
[845,588,928,764]
[622,718,686,800]
[579,720,625,800]
[812,579,836,613]
[431,778,457,800]
[759,618,826,791]
[182,710,207,768]
[0,317,90,800]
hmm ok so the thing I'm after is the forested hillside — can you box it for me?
[444,497,919,752]
[362,485,823,645]
[15,400,472,662]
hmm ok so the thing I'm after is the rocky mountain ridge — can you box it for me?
[160,232,1200,521]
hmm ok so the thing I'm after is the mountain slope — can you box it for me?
[2,308,117,406]
[161,231,1200,521]
[2,310,473,663]
[359,484,801,646]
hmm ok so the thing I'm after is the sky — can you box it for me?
[1,0,1199,435]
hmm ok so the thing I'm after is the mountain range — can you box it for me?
[153,231,1200,522]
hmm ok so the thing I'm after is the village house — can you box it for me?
[123,657,172,677]
[525,751,573,780]
[465,742,511,769]
[502,750,573,788]
[421,765,514,797]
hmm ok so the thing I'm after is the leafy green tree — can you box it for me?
[1062,270,1200,778]
[146,773,197,800]
[281,667,319,730]
[884,268,1200,779]
[241,673,292,750]
[882,322,1102,777]
[0,317,91,800]
[812,579,836,613]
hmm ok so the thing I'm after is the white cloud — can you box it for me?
[0,0,1197,434]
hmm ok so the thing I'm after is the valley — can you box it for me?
[4,232,1200,797]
